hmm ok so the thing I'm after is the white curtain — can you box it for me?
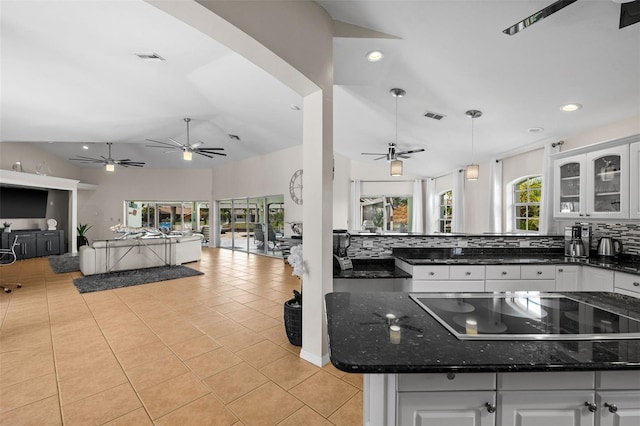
[540,143,561,234]
[350,180,361,231]
[426,178,438,234]
[489,159,503,233]
[411,179,424,232]
[452,170,465,233]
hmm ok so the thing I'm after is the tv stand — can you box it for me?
[1,230,65,259]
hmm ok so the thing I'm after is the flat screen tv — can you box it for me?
[0,186,49,218]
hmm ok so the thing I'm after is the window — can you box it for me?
[513,176,541,232]
[360,196,411,232]
[125,200,208,233]
[439,190,453,233]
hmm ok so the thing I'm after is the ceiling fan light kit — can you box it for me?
[146,117,227,160]
[465,109,482,181]
[361,88,425,177]
[69,142,145,171]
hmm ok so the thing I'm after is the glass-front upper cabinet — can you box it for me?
[629,141,639,219]
[586,145,629,219]
[553,154,586,218]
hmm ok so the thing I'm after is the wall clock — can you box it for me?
[289,169,303,205]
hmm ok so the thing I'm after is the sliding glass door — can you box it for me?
[217,195,284,257]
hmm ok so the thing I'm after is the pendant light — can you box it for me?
[465,109,482,180]
[390,88,406,177]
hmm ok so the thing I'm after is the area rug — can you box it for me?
[72,265,203,293]
[49,253,80,273]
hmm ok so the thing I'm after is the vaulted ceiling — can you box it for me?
[2,1,639,177]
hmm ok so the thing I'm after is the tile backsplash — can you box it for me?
[590,222,640,256]
[347,234,564,259]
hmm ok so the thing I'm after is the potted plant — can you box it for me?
[284,289,302,346]
[284,244,303,346]
[77,223,93,249]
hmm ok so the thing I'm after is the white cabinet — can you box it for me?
[556,265,581,291]
[497,391,595,426]
[613,271,640,297]
[586,145,629,219]
[596,391,640,426]
[407,265,485,292]
[555,153,587,219]
[554,143,631,219]
[581,266,614,292]
[398,391,496,426]
[485,265,555,291]
[630,141,640,219]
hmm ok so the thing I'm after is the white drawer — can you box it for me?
[497,371,594,390]
[398,372,496,391]
[596,370,640,389]
[521,264,556,280]
[412,265,450,280]
[485,265,521,280]
[614,271,640,295]
[450,265,485,280]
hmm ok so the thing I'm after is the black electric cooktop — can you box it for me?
[410,292,640,341]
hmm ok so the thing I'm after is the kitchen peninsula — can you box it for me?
[325,291,640,426]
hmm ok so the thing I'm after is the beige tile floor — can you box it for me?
[0,248,363,425]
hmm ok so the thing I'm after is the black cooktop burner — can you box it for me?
[410,292,640,341]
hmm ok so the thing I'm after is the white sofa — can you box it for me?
[79,235,202,276]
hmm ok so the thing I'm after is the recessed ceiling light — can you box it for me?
[562,103,582,112]
[133,52,165,61]
[528,127,544,133]
[366,50,384,62]
[82,145,89,150]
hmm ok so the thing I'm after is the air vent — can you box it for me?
[423,110,446,120]
[133,52,165,61]
[228,134,240,141]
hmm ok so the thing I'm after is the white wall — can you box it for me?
[0,142,81,180]
[332,152,350,229]
[77,167,213,241]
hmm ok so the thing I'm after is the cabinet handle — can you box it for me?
[585,214,590,217]
[604,402,618,413]
[584,401,598,413]
[558,268,564,272]
[537,271,543,275]
[633,282,639,287]
[465,272,471,276]
[446,372,456,380]
[485,402,497,414]
[501,271,507,275]
[429,272,435,276]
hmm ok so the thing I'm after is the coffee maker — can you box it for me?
[333,230,353,270]
[564,223,591,258]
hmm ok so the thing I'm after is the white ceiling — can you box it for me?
[2,0,639,177]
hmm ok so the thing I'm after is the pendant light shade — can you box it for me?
[465,164,479,180]
[465,109,482,181]
[105,163,115,172]
[390,159,403,176]
[183,150,193,161]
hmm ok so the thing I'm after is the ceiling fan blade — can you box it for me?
[361,152,387,156]
[620,0,640,29]
[146,139,181,148]
[397,148,426,155]
[191,141,204,148]
[502,0,578,35]
[167,137,185,147]
[398,154,411,159]
[373,155,388,161]
[196,148,225,153]
[196,150,227,157]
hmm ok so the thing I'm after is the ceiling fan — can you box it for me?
[361,88,426,162]
[146,118,227,160]
[503,0,640,36]
[69,142,145,171]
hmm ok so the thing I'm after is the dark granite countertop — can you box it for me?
[393,248,640,276]
[325,291,640,374]
[333,258,412,279]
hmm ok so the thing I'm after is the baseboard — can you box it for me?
[299,349,330,367]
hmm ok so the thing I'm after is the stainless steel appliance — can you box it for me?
[597,237,623,257]
[564,223,591,258]
[333,230,352,270]
[410,293,640,341]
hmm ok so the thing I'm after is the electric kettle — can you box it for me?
[597,237,623,257]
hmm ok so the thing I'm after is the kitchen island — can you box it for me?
[325,291,640,425]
